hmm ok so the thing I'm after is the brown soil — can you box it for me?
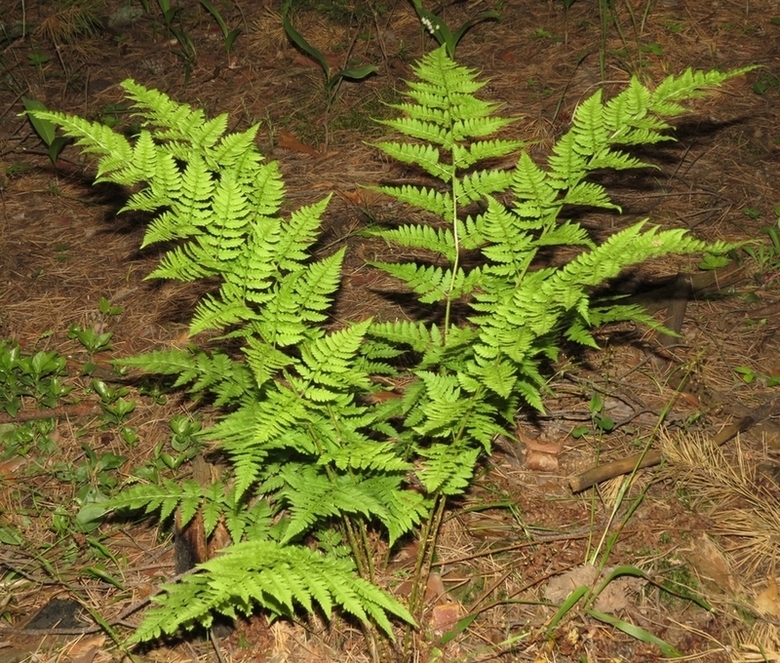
[2,1,780,661]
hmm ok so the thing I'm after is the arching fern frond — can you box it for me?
[130,540,415,642]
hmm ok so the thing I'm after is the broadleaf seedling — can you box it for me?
[199,0,242,57]
[410,0,500,57]
[282,0,377,150]
[22,97,70,164]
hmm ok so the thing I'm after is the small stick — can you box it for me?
[0,402,102,425]
[569,396,780,493]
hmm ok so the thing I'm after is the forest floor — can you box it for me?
[2,0,780,661]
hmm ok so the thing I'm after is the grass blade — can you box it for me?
[587,609,683,657]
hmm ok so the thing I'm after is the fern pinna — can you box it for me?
[30,83,418,640]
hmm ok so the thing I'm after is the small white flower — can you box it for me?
[421,16,440,36]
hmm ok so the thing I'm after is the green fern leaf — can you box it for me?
[130,541,414,642]
[369,320,443,353]
[372,262,480,304]
[121,79,209,145]
[298,319,372,388]
[562,180,620,210]
[189,291,256,336]
[27,109,134,181]
[650,67,753,116]
[453,139,524,169]
[116,347,200,380]
[374,183,452,217]
[510,152,560,220]
[243,336,294,387]
[369,224,456,261]
[456,169,514,204]
[212,124,261,164]
[416,443,480,495]
[378,116,450,146]
[126,152,182,217]
[178,479,203,528]
[372,141,450,180]
[104,478,186,523]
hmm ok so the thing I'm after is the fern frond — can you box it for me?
[456,169,514,204]
[298,320,372,390]
[121,79,210,144]
[104,478,194,524]
[510,151,561,222]
[131,540,415,642]
[405,46,485,98]
[243,160,286,217]
[453,115,515,140]
[280,465,403,542]
[27,109,134,181]
[416,443,480,495]
[452,139,524,169]
[372,262,480,304]
[546,222,709,298]
[562,180,620,210]
[477,198,534,269]
[116,347,201,382]
[547,132,589,189]
[206,174,253,263]
[146,242,219,281]
[273,196,332,271]
[572,91,608,154]
[378,116,450,147]
[212,124,262,165]
[124,150,182,216]
[243,336,294,387]
[650,67,754,116]
[119,347,254,404]
[189,291,256,335]
[369,320,443,353]
[412,371,462,436]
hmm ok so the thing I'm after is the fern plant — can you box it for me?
[26,47,749,655]
[28,83,419,642]
[363,46,745,616]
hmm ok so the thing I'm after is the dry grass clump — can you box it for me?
[660,429,780,659]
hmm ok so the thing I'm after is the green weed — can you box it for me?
[22,97,70,164]
[409,0,500,57]
[282,0,377,151]
[199,0,242,57]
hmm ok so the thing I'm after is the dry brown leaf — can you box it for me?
[0,457,26,477]
[754,577,780,618]
[516,427,562,471]
[430,602,461,637]
[524,449,560,472]
[67,635,106,663]
[277,130,321,157]
[685,533,738,595]
[516,428,563,455]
